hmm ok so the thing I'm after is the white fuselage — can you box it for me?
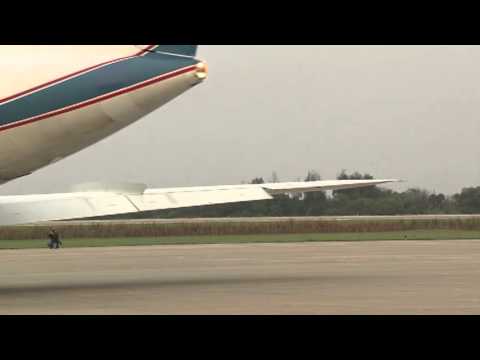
[0,45,204,184]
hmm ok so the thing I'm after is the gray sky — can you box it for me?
[1,45,479,196]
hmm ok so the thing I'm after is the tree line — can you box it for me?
[115,170,480,219]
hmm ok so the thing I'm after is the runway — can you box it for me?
[2,240,480,314]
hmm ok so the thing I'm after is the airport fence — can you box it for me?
[1,217,480,240]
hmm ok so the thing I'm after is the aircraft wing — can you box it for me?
[0,179,398,226]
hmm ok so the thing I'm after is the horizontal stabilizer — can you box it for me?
[0,179,399,226]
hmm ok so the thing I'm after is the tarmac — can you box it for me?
[2,240,480,314]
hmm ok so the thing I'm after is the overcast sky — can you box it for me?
[0,45,479,196]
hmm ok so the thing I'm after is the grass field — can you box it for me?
[3,217,480,241]
[2,229,480,250]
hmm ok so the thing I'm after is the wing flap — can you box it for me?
[0,194,138,225]
[128,187,272,212]
[0,186,273,226]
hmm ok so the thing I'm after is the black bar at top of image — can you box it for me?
[2,6,480,44]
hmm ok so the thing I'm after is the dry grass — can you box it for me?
[1,217,480,240]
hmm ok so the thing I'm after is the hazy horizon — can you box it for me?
[0,45,478,196]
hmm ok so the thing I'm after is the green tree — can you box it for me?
[250,177,265,184]
[454,187,480,214]
[333,170,385,200]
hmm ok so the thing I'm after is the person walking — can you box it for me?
[47,229,62,249]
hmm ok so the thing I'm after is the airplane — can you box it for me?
[0,45,398,226]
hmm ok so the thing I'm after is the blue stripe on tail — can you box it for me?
[0,53,198,127]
